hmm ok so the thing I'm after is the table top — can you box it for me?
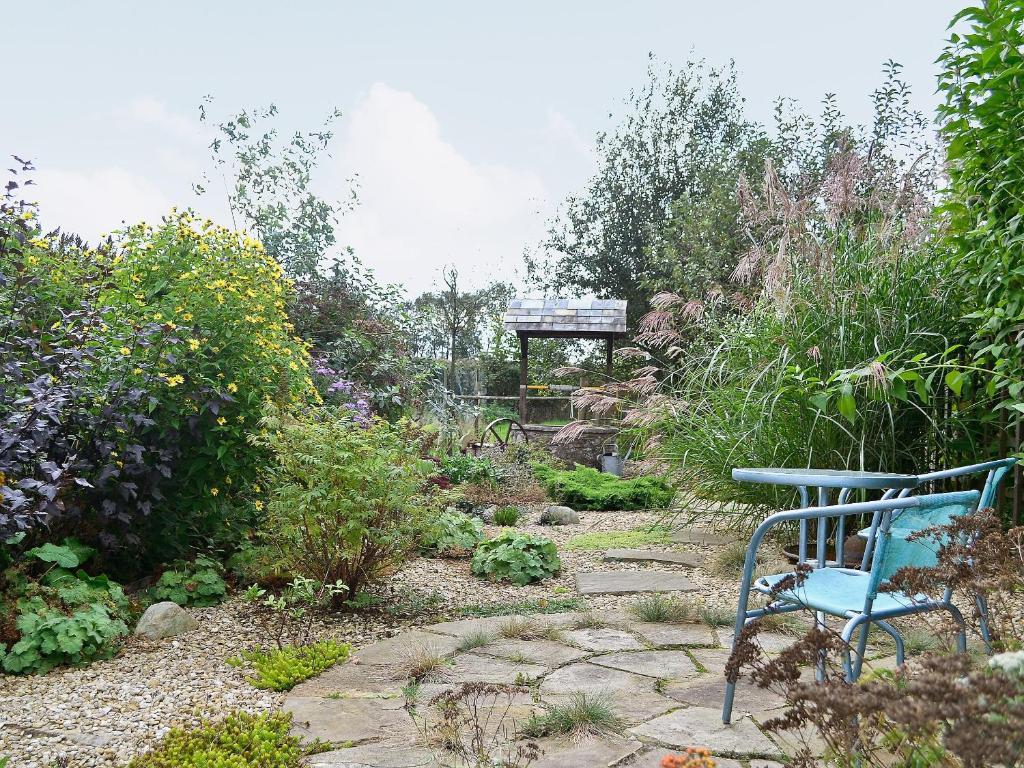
[732,467,919,490]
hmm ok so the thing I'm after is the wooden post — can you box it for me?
[605,335,613,379]
[518,332,529,423]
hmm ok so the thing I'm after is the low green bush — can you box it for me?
[439,453,497,485]
[470,532,561,585]
[149,555,227,608]
[229,640,351,691]
[125,711,312,767]
[532,464,673,510]
[420,510,485,557]
[492,505,520,526]
[1,539,133,674]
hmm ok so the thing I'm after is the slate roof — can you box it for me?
[503,298,627,336]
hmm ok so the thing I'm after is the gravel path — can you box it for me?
[0,508,765,768]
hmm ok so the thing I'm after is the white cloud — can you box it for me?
[32,167,171,241]
[334,83,549,297]
[545,108,595,163]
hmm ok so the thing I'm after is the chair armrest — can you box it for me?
[916,458,1016,484]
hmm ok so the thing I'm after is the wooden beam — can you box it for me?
[605,336,614,379]
[518,332,529,423]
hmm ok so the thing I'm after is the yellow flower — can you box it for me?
[119,347,131,356]
[182,312,193,322]
[153,313,163,321]
[210,487,219,496]
[288,361,299,371]
[227,382,238,393]
[253,500,264,511]
[188,339,200,351]
[217,417,227,426]
[164,374,185,388]
[132,368,143,375]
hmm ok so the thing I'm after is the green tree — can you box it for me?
[195,100,355,278]
[938,1,1024,418]
[528,57,769,324]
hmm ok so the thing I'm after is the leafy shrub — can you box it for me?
[471,532,561,586]
[440,453,498,485]
[98,212,313,556]
[493,506,520,526]
[149,555,227,608]
[1,539,132,674]
[564,528,672,551]
[420,510,485,557]
[126,711,309,768]
[229,640,350,691]
[253,406,432,602]
[532,464,673,511]
[243,578,350,649]
[0,186,175,548]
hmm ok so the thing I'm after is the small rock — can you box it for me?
[540,505,580,525]
[133,602,199,641]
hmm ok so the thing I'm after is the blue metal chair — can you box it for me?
[722,490,981,724]
[861,458,1016,654]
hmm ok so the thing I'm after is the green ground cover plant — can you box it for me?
[149,555,228,608]
[459,597,583,618]
[533,464,673,510]
[492,505,520,526]
[439,453,498,485]
[229,639,350,691]
[420,510,485,557]
[1,539,133,674]
[470,531,561,585]
[125,711,317,768]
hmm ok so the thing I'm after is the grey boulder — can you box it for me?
[540,505,580,525]
[134,601,199,640]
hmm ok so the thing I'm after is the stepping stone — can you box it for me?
[591,650,701,681]
[717,630,800,654]
[669,529,738,546]
[577,571,697,596]
[603,549,700,567]
[284,696,416,745]
[560,627,644,652]
[288,662,402,697]
[628,706,782,758]
[476,638,589,668]
[421,615,519,640]
[631,621,716,647]
[531,733,644,767]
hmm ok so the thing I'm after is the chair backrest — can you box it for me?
[867,490,980,595]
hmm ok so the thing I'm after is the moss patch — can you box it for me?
[564,529,672,551]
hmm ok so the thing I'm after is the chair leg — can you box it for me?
[946,604,968,654]
[874,620,905,666]
[815,611,827,682]
[840,616,869,682]
[976,593,993,655]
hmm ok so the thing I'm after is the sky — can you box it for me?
[2,1,965,298]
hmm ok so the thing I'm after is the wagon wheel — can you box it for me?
[478,417,529,451]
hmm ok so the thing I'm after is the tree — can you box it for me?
[411,272,514,391]
[194,100,356,277]
[528,57,770,325]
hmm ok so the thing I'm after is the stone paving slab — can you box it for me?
[305,739,436,768]
[476,637,590,667]
[531,733,644,767]
[576,570,697,595]
[288,660,403,697]
[540,662,677,724]
[629,706,783,758]
[603,548,701,566]
[663,675,786,717]
[421,615,521,639]
[445,652,548,684]
[352,630,463,667]
[560,626,645,651]
[631,621,717,647]
[669,529,739,546]
[629,750,744,768]
[285,695,416,744]
[590,650,701,681]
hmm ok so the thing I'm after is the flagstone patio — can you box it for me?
[283,608,816,767]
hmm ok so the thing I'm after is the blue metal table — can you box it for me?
[731,467,919,566]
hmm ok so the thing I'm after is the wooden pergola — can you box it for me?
[502,298,627,423]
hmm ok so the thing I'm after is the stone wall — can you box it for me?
[523,424,619,469]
